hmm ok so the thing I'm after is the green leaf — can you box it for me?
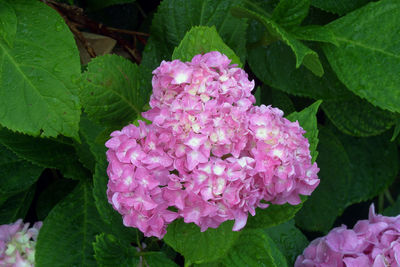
[295,127,350,233]
[0,185,36,224]
[74,136,97,173]
[192,226,290,266]
[322,98,396,137]
[248,42,343,100]
[258,86,295,115]
[265,220,308,266]
[290,25,339,46]
[0,128,89,180]
[384,195,400,217]
[141,0,247,71]
[80,55,151,129]
[0,0,16,47]
[224,229,288,267]
[311,0,372,15]
[334,129,399,205]
[231,5,323,76]
[86,0,135,10]
[0,0,81,139]
[255,86,262,106]
[272,0,310,28]
[248,42,397,137]
[322,0,400,113]
[79,116,138,243]
[93,157,138,241]
[143,252,179,267]
[164,220,241,265]
[93,233,139,267]
[79,115,106,162]
[0,143,43,196]
[172,26,242,67]
[72,114,106,173]
[36,178,77,221]
[193,263,222,267]
[246,199,304,229]
[391,117,400,141]
[36,181,105,267]
[296,128,399,232]
[287,100,321,162]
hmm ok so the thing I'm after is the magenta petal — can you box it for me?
[232,211,248,231]
[343,255,371,267]
[372,254,387,267]
[105,51,322,239]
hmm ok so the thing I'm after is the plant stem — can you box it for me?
[136,233,143,251]
[385,189,395,205]
[379,192,384,214]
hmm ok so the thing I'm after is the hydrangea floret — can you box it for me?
[0,219,42,267]
[105,51,320,238]
[295,204,400,267]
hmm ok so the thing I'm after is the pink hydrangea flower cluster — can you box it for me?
[106,51,320,238]
[0,219,42,267]
[295,204,400,267]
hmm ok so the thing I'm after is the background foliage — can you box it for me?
[0,0,399,266]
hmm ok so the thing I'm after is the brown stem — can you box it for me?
[105,26,150,37]
[41,0,149,63]
[43,1,96,58]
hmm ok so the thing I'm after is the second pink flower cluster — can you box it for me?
[105,51,320,238]
[296,205,400,267]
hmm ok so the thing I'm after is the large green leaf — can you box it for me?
[172,26,242,66]
[0,0,81,139]
[334,129,399,204]
[248,43,345,100]
[323,0,400,113]
[143,253,179,267]
[80,55,151,129]
[0,0,16,47]
[224,229,288,267]
[296,127,399,232]
[246,200,304,229]
[290,25,338,45]
[79,118,111,224]
[0,143,43,196]
[384,195,400,217]
[295,127,350,232]
[322,98,396,137]
[141,0,247,70]
[265,220,308,266]
[392,117,400,141]
[192,227,291,267]
[272,0,310,28]
[164,220,241,265]
[35,178,77,221]
[248,42,396,136]
[79,116,106,163]
[0,128,89,180]
[0,186,36,224]
[74,136,97,173]
[36,181,105,267]
[92,157,139,242]
[258,86,295,115]
[311,0,372,15]
[93,233,139,267]
[287,100,321,162]
[79,116,138,243]
[231,5,323,76]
